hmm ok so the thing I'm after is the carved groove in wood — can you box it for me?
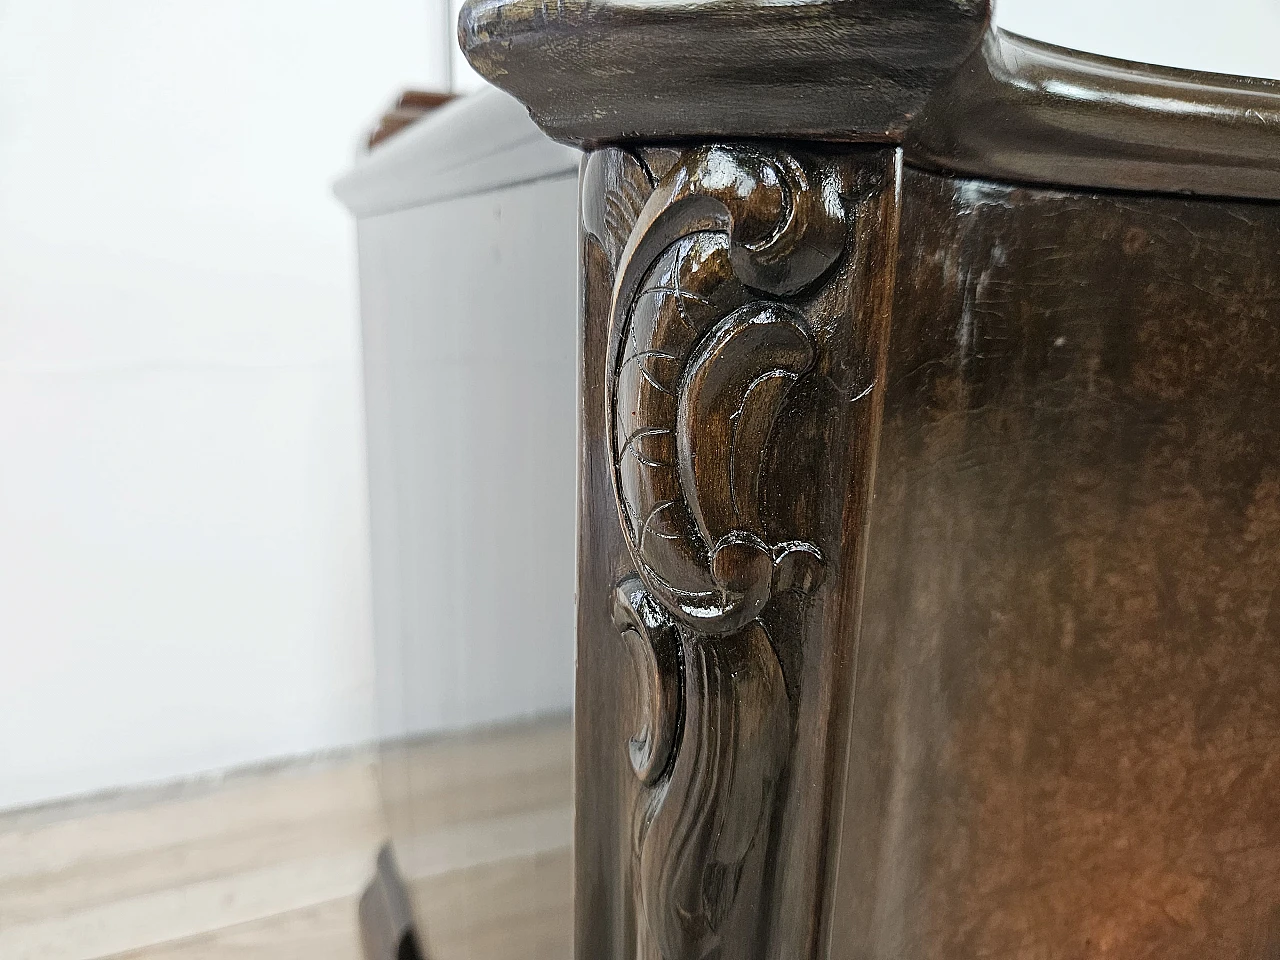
[593,145,848,960]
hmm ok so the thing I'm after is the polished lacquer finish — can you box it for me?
[838,172,1280,959]
[459,1,1280,958]
[459,0,990,146]
[908,29,1280,200]
[581,143,898,960]
[460,0,1280,200]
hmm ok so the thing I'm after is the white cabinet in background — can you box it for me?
[335,88,579,959]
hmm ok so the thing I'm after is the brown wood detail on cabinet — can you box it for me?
[907,29,1280,201]
[358,845,423,960]
[612,577,789,960]
[458,0,1280,201]
[833,170,1280,960]
[459,0,992,146]
[580,144,899,960]
[366,90,456,150]
[610,578,681,787]
[606,144,842,635]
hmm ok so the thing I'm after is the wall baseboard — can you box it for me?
[0,742,377,828]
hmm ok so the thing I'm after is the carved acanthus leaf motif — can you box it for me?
[583,149,656,270]
[637,618,788,960]
[602,144,848,960]
[612,578,682,786]
[608,144,844,635]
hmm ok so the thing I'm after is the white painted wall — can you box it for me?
[998,0,1279,80]
[0,0,1274,814]
[0,0,452,811]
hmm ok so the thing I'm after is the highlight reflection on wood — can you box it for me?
[460,1,1280,957]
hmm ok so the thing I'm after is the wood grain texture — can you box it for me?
[0,719,571,960]
[907,29,1280,201]
[458,0,1280,200]
[111,897,365,960]
[458,0,991,145]
[606,145,844,634]
[833,169,1280,959]
[401,850,572,960]
[477,6,1280,955]
[0,759,383,960]
[576,148,1280,960]
[578,144,899,960]
[384,719,573,960]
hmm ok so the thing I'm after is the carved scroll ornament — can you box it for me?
[590,144,847,960]
[607,145,843,636]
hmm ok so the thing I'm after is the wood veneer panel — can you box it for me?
[835,169,1280,958]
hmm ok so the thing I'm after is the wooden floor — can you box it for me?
[0,719,573,960]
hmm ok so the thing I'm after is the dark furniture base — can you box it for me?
[358,845,423,960]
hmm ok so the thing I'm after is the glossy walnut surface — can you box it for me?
[575,144,1280,960]
[577,143,900,960]
[460,0,1280,199]
[837,169,1280,958]
[459,0,989,145]
[454,2,1280,959]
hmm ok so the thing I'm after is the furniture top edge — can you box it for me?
[459,0,992,142]
[458,0,1280,201]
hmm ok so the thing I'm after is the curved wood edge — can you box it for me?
[906,30,1280,201]
[458,0,992,144]
[458,0,1280,201]
[581,143,900,960]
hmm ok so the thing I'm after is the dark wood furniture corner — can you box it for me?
[461,2,1280,957]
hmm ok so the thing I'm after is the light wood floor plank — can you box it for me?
[411,850,572,960]
[0,849,373,960]
[0,764,383,926]
[103,897,362,960]
[0,760,382,884]
[0,718,572,960]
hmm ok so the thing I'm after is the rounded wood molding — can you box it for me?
[458,0,1280,200]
